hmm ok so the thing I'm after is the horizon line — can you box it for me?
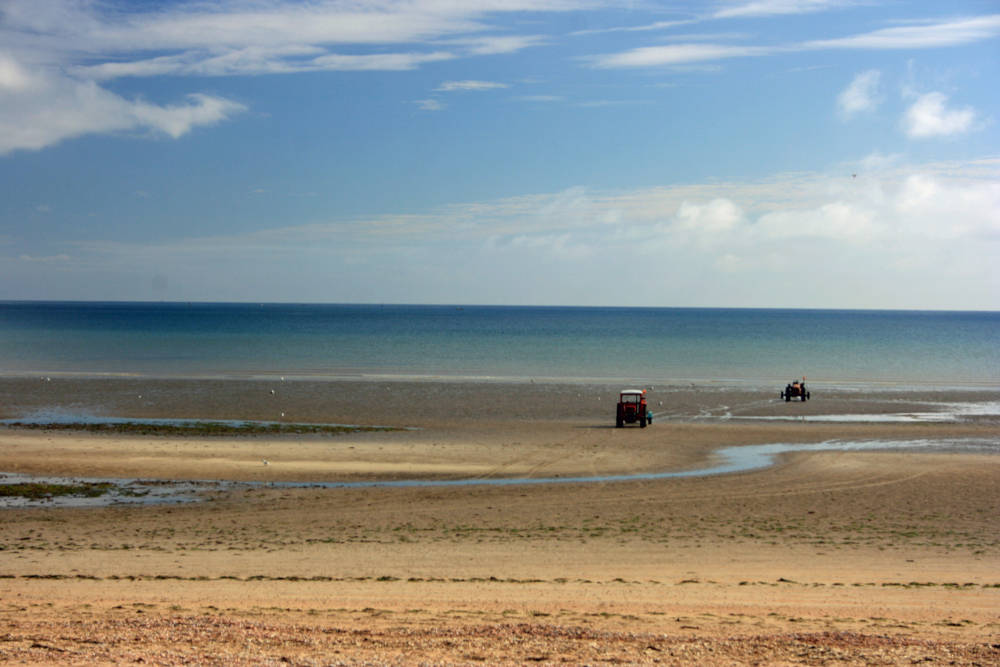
[1,299,997,314]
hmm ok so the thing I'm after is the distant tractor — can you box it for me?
[616,389,651,428]
[781,379,811,402]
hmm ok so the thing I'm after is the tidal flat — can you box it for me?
[0,378,997,664]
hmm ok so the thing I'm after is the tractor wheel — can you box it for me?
[785,394,790,402]
[806,392,811,400]
[640,415,647,428]
[616,406,624,428]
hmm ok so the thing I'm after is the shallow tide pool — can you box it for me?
[2,437,996,509]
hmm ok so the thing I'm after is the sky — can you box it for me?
[1,0,998,309]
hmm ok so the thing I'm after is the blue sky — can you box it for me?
[1,0,998,309]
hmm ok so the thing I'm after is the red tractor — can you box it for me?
[616,389,651,428]
[781,379,811,402]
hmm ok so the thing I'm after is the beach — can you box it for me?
[1,377,999,664]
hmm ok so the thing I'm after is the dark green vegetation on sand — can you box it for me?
[0,481,116,500]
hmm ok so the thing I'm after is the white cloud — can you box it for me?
[81,47,458,78]
[0,53,34,91]
[859,152,902,171]
[573,1,848,36]
[311,51,454,72]
[902,92,977,138]
[5,1,480,53]
[10,160,996,307]
[0,0,583,152]
[590,43,772,68]
[837,69,881,118]
[517,95,565,103]
[1,1,569,76]
[895,173,1000,239]
[755,202,878,242]
[674,199,744,235]
[803,15,1000,50]
[444,35,547,56]
[505,232,594,260]
[0,58,246,154]
[134,93,247,139]
[571,20,696,36]
[436,80,508,92]
[589,15,1000,68]
[415,98,445,111]
[714,0,854,19]
[76,54,195,80]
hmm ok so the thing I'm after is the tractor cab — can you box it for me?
[616,389,651,428]
[781,379,811,402]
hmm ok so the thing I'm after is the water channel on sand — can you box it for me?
[2,436,996,509]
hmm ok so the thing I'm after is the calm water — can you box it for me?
[0,302,997,387]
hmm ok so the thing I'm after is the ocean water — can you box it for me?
[0,302,997,388]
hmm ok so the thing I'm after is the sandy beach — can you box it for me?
[1,378,998,664]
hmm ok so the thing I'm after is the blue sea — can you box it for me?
[0,302,997,388]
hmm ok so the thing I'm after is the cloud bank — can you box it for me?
[6,160,996,308]
[0,0,564,154]
[4,2,998,154]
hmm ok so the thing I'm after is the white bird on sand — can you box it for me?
[262,459,269,466]
[270,389,276,395]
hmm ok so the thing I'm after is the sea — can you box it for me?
[1,302,997,389]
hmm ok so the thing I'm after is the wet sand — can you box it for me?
[1,377,998,664]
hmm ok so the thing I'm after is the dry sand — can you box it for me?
[1,378,998,664]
